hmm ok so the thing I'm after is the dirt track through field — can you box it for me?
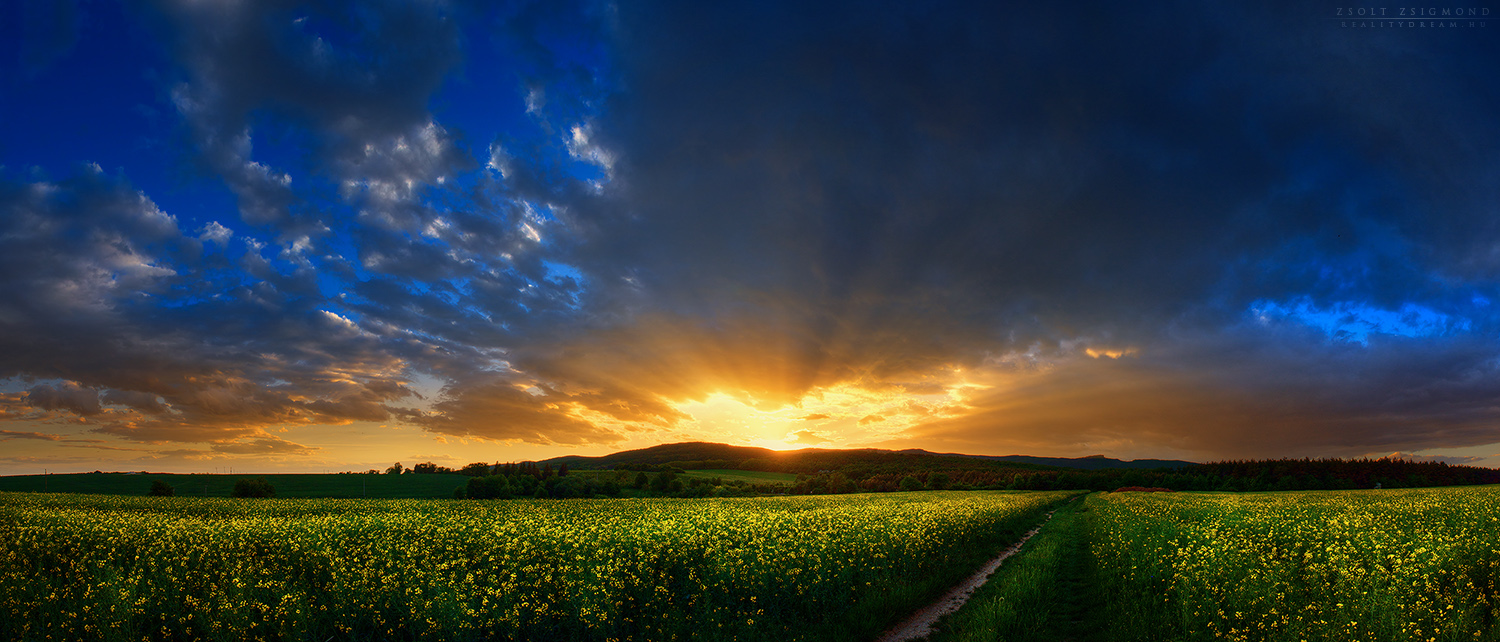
[872,509,1059,642]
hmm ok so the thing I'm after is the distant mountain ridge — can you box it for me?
[890,449,1198,470]
[539,441,1196,472]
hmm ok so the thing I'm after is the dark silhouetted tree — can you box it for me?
[148,480,175,497]
[650,471,677,493]
[231,477,275,498]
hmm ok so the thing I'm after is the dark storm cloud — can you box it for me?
[26,381,101,416]
[397,375,626,445]
[902,325,1500,458]
[585,1,1499,329]
[509,0,1500,456]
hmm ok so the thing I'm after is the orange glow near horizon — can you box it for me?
[665,373,984,450]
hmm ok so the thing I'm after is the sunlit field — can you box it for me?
[0,490,1071,642]
[1089,487,1500,641]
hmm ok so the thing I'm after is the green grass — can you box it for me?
[0,472,468,498]
[930,496,1101,642]
[568,468,797,485]
[681,469,797,484]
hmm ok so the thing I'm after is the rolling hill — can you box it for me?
[539,441,1195,474]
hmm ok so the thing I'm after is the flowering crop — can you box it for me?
[0,490,1070,641]
[1089,487,1500,641]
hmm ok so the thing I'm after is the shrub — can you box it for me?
[231,477,275,498]
[465,475,513,500]
[899,475,924,492]
[148,480,175,497]
[927,473,951,490]
[548,476,585,498]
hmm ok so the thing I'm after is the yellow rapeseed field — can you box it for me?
[0,490,1071,642]
[1090,487,1500,642]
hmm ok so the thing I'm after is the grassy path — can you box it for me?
[874,509,1060,642]
[927,495,1104,642]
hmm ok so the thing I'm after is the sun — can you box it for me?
[663,375,979,450]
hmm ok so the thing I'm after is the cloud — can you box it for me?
[398,377,626,446]
[0,169,420,444]
[898,327,1500,459]
[152,0,466,229]
[101,389,169,414]
[335,121,473,231]
[785,430,831,445]
[468,0,1500,459]
[26,381,101,416]
[1375,452,1492,466]
[0,430,63,441]
[7,0,1500,464]
[210,437,318,456]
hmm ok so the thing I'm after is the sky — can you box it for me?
[2,0,1500,474]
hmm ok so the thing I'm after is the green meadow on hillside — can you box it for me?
[682,468,799,484]
[566,468,797,485]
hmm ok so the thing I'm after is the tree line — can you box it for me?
[779,457,1500,494]
[455,466,783,500]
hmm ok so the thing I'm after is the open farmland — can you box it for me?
[0,490,1072,642]
[682,469,799,484]
[1090,487,1500,641]
[0,472,471,499]
[935,486,1500,641]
